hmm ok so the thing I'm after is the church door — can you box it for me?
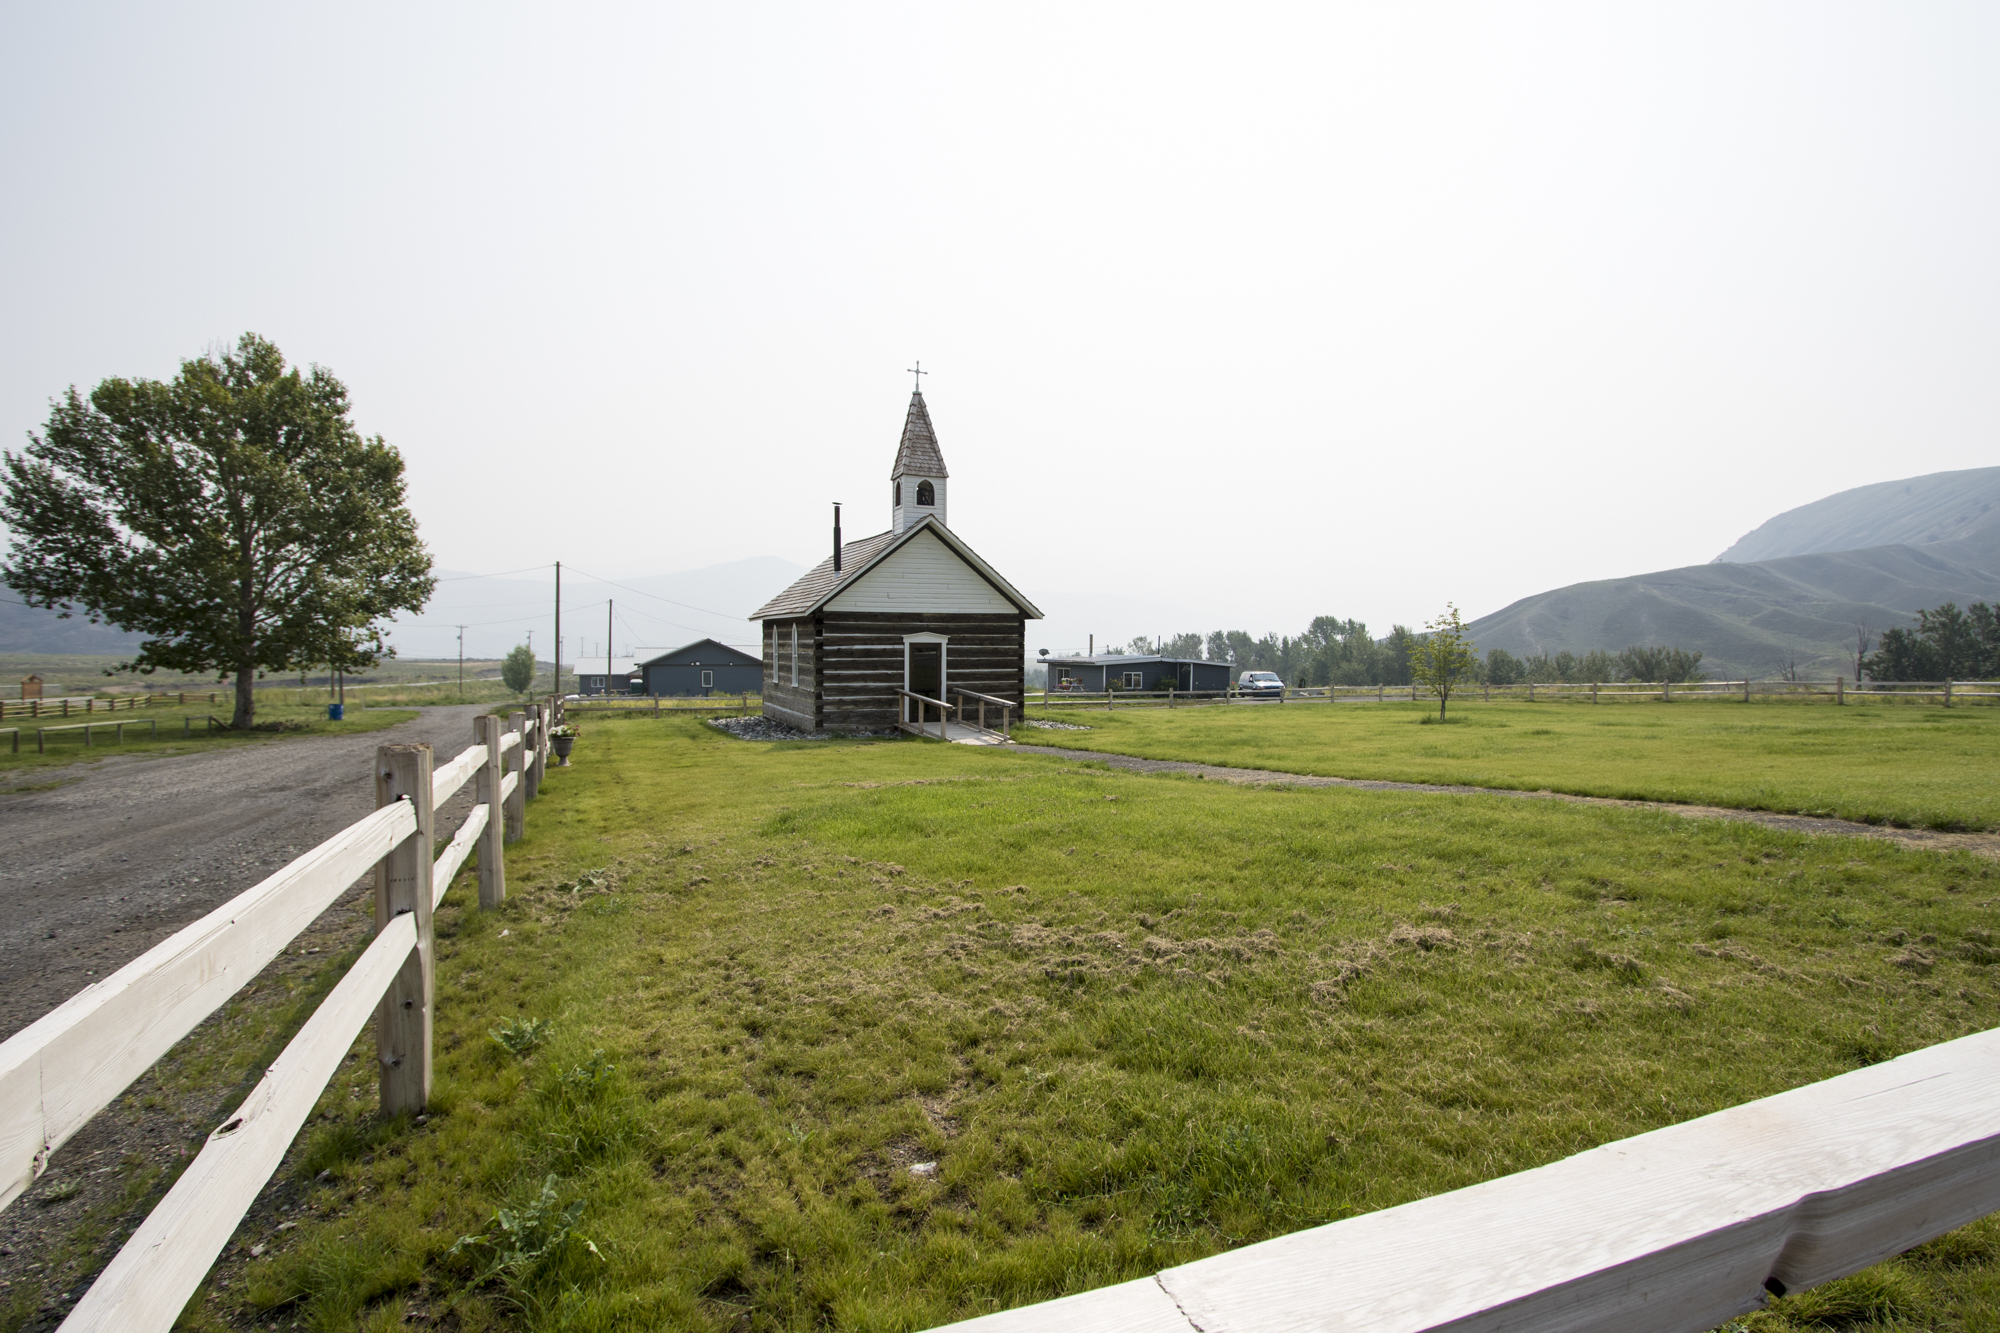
[906,641,944,703]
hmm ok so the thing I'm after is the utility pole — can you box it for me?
[553,561,562,698]
[455,626,466,698]
[607,600,614,694]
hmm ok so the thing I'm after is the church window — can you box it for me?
[790,625,799,686]
[916,480,935,506]
[895,482,902,506]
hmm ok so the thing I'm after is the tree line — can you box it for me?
[1863,602,2000,681]
[1109,626,1707,686]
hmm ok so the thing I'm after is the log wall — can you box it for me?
[820,611,1025,731]
[761,618,818,730]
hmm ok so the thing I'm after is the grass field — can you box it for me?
[1022,698,2000,832]
[164,716,2000,1332]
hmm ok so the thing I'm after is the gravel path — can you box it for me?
[1005,743,2000,859]
[0,704,491,1041]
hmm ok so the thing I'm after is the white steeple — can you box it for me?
[890,386,949,534]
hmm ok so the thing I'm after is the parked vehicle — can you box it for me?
[1238,670,1285,699]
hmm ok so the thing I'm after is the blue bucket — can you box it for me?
[328,703,344,721]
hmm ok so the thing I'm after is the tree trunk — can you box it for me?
[232,659,257,729]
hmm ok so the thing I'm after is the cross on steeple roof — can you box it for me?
[890,384,948,479]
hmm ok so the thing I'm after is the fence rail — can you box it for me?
[563,693,759,716]
[930,1023,2000,1333]
[0,693,227,721]
[0,696,564,1331]
[1033,679,2000,710]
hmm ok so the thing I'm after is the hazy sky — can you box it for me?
[5,4,1997,657]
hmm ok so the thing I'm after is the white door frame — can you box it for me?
[902,633,950,720]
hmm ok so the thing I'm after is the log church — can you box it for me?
[751,386,1042,733]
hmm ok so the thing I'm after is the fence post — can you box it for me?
[523,704,543,800]
[537,696,553,787]
[475,714,506,908]
[1946,680,1954,708]
[374,743,434,1115]
[1663,680,1671,702]
[1837,676,1845,705]
[505,711,527,841]
[1744,678,1750,703]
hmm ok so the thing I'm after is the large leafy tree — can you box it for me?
[1,334,435,728]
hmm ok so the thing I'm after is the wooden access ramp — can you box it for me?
[897,719,1008,745]
[897,687,1013,745]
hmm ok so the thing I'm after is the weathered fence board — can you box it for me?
[58,913,420,1332]
[432,802,488,907]
[929,1025,2000,1333]
[0,801,416,1211]
[432,743,483,804]
[933,1277,1193,1333]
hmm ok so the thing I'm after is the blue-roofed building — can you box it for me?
[639,639,763,697]
[1040,654,1231,693]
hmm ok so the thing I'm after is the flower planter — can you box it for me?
[552,734,575,765]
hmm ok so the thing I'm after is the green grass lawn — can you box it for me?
[0,703,418,785]
[1021,698,2000,832]
[171,717,2000,1332]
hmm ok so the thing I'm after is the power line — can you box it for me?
[561,566,750,623]
[434,564,554,583]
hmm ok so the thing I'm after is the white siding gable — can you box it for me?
[827,529,1016,613]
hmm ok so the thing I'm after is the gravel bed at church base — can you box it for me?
[708,716,831,741]
[1020,718,1093,731]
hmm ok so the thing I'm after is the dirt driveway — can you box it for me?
[0,704,492,1041]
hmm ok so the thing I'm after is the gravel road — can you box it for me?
[0,705,492,1041]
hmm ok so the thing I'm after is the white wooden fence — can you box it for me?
[930,1023,2000,1333]
[0,696,562,1331]
[1038,679,2000,709]
[565,692,759,716]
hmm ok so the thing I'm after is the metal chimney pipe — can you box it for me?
[833,503,842,571]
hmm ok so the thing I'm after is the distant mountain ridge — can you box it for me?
[1714,466,2000,562]
[1470,468,2000,679]
[0,556,808,660]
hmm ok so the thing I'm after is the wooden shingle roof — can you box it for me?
[890,390,949,479]
[749,529,902,620]
[749,517,1041,621]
